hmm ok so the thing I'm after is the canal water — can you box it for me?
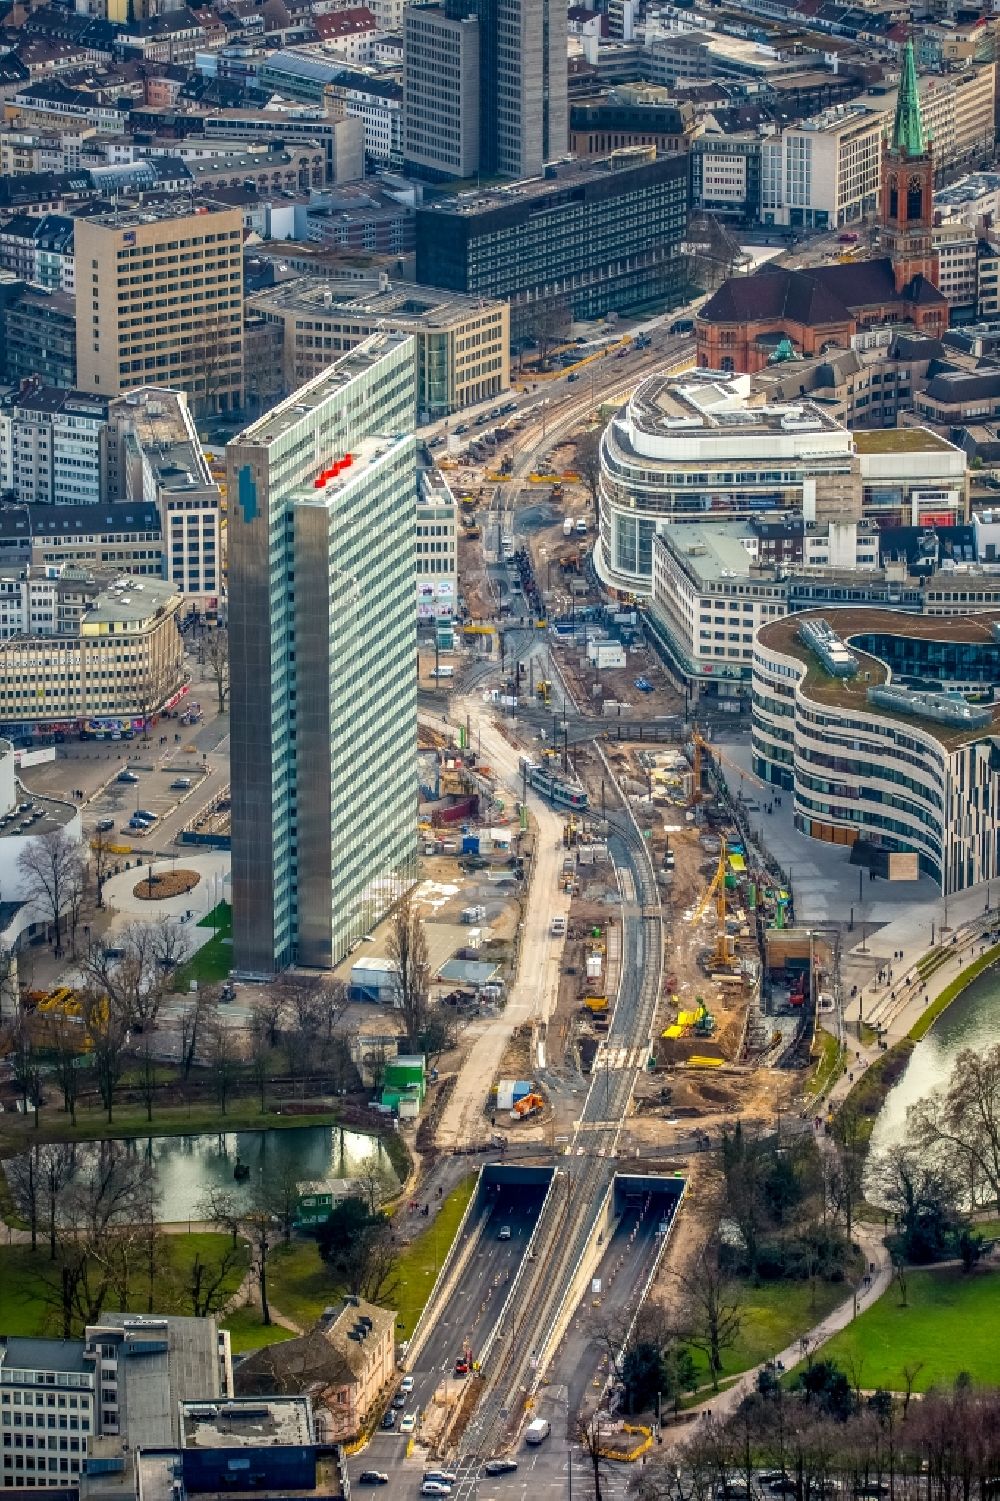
[13,1124,397,1224]
[868,962,1000,1156]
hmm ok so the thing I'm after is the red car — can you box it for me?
[454,1359,470,1377]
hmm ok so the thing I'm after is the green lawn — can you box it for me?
[172,903,233,990]
[806,1028,843,1100]
[818,1267,1000,1391]
[265,1239,339,1330]
[0,1234,247,1336]
[393,1175,476,1341]
[221,1305,297,1354]
[690,1279,850,1385]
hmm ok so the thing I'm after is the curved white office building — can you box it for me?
[596,370,857,596]
[752,608,1000,894]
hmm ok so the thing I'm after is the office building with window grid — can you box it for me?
[227,334,417,974]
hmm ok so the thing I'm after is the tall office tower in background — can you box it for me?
[403,0,568,181]
[226,335,418,976]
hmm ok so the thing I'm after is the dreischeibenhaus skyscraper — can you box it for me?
[227,334,418,975]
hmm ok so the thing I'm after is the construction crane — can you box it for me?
[690,726,711,805]
[691,836,727,924]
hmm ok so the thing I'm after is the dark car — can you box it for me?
[117,770,139,784]
[358,1474,389,1486]
[381,1411,397,1431]
[484,1461,518,1476]
[96,818,115,833]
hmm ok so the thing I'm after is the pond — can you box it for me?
[868,961,1000,1157]
[12,1125,398,1224]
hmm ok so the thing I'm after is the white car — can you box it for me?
[400,1376,414,1394]
[498,1225,512,1241]
[421,1483,450,1496]
[400,1413,416,1434]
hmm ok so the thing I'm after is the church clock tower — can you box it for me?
[881,40,938,294]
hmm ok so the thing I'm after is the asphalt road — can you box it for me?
[350,1182,547,1493]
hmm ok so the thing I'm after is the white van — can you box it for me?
[551,915,566,936]
[525,1419,550,1446]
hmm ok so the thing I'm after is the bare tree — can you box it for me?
[80,990,130,1124]
[90,830,116,910]
[44,1144,161,1337]
[674,1246,743,1391]
[38,1144,75,1261]
[0,946,18,1020]
[525,298,571,370]
[203,628,230,713]
[51,1018,83,1124]
[248,1007,273,1114]
[80,921,189,1036]
[188,1240,245,1318]
[7,1147,40,1252]
[577,1412,607,1501]
[201,1186,244,1246]
[178,985,219,1078]
[387,892,430,1050]
[18,830,86,952]
[575,427,602,517]
[208,1020,239,1115]
[910,1043,1000,1212]
[261,1164,302,1245]
[242,1200,275,1326]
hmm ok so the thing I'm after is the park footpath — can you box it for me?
[667,876,1000,1437]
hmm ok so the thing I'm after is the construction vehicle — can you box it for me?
[511,1092,544,1120]
[536,679,552,705]
[692,998,716,1036]
[584,995,608,1014]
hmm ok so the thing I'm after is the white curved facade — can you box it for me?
[596,370,856,595]
[751,610,1000,894]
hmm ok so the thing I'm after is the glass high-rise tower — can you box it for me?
[227,334,417,975]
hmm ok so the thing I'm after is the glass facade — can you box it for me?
[227,335,417,975]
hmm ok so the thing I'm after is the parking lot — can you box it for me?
[88,759,211,842]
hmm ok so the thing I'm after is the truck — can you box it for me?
[563,516,573,536]
[551,915,566,936]
[525,1420,550,1446]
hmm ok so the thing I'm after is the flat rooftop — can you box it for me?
[118,388,215,495]
[252,276,503,328]
[0,1337,87,1374]
[233,331,411,449]
[81,575,181,626]
[852,427,956,454]
[759,607,1000,749]
[421,150,671,216]
[81,200,235,229]
[628,371,844,437]
[657,521,753,584]
[181,1399,314,1449]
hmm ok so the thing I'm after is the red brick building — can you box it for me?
[695,40,947,375]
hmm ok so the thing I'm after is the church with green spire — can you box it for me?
[882,38,939,295]
[695,37,947,374]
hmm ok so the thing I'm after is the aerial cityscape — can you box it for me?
[1,0,1000,1497]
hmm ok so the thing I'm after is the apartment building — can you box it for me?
[227,335,417,974]
[106,387,223,608]
[249,278,509,419]
[0,502,163,577]
[74,200,244,414]
[0,385,107,506]
[0,573,185,724]
[201,109,365,185]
